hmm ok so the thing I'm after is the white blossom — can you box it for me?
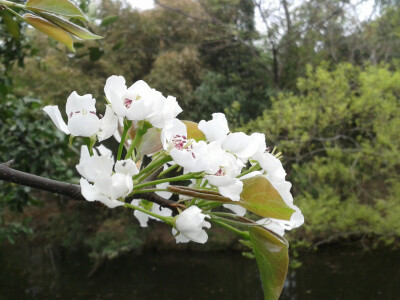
[161,119,210,173]
[198,112,230,142]
[43,92,118,141]
[253,151,304,236]
[77,146,139,208]
[173,205,211,244]
[104,75,181,128]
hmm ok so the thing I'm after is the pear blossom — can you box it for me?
[172,205,211,244]
[253,151,304,235]
[77,146,139,208]
[204,144,244,201]
[199,113,266,160]
[221,132,266,160]
[104,76,182,128]
[161,119,210,173]
[198,112,230,142]
[43,91,118,141]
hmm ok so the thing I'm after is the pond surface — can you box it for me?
[0,245,399,299]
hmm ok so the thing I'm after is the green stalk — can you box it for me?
[124,202,174,226]
[131,188,169,195]
[133,173,201,191]
[135,155,172,182]
[125,122,151,160]
[237,163,261,178]
[157,163,178,178]
[210,218,250,240]
[117,121,132,161]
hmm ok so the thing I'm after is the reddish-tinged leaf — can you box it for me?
[25,0,87,20]
[240,175,295,220]
[182,121,206,141]
[24,13,74,52]
[250,226,289,300]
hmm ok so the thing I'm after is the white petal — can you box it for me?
[223,204,246,216]
[98,198,125,208]
[222,132,266,159]
[80,178,98,202]
[43,105,70,134]
[134,210,150,227]
[115,159,139,176]
[147,95,183,128]
[155,182,172,199]
[97,106,119,142]
[96,144,113,158]
[110,173,131,200]
[68,114,100,137]
[104,75,128,117]
[218,180,243,201]
[172,228,190,244]
[152,203,173,217]
[198,113,230,142]
[65,91,96,116]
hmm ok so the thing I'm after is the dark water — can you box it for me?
[0,245,399,300]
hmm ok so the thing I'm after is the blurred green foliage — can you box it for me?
[243,63,400,245]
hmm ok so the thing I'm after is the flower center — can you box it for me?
[69,109,96,118]
[215,168,225,176]
[171,135,188,151]
[124,98,133,109]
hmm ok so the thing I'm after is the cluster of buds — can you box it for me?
[43,75,304,245]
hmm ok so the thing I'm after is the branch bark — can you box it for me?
[0,160,181,211]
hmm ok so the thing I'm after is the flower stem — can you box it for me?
[124,202,174,226]
[135,155,172,182]
[117,121,131,161]
[210,218,250,240]
[131,188,169,195]
[237,163,261,178]
[133,173,201,191]
[157,163,178,178]
[125,122,151,160]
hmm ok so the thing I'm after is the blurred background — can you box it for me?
[1,0,400,299]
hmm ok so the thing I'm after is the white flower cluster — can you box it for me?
[43,75,304,244]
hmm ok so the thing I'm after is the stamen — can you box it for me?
[124,98,133,108]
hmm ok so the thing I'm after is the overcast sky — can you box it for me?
[125,0,376,31]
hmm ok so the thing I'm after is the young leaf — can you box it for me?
[250,226,289,300]
[1,10,20,40]
[38,12,102,40]
[240,175,295,220]
[182,121,206,141]
[100,15,119,27]
[25,0,87,21]
[23,13,74,52]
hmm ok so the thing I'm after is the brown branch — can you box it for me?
[0,160,181,211]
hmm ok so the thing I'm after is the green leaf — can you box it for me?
[250,226,289,300]
[25,0,87,21]
[1,10,20,40]
[100,15,119,27]
[112,39,125,51]
[38,12,102,40]
[89,47,104,61]
[240,175,295,220]
[182,121,206,141]
[23,13,74,52]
